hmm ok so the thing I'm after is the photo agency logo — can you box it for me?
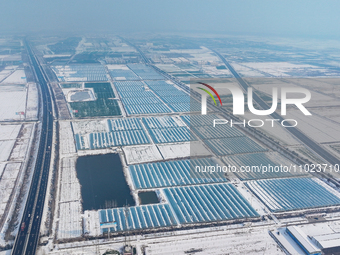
[193,81,312,128]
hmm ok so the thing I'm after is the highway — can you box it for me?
[11,40,54,255]
[211,49,340,166]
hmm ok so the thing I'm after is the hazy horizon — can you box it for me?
[1,0,340,39]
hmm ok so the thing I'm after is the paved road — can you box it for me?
[212,49,340,165]
[11,41,54,255]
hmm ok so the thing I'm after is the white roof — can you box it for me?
[287,226,321,254]
[313,232,340,249]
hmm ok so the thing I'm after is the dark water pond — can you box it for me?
[138,191,159,205]
[76,153,135,210]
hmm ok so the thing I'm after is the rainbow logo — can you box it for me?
[197,82,223,106]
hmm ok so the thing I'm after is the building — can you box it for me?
[286,226,322,255]
[312,232,340,255]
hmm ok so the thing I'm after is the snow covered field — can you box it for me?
[0,81,38,121]
[123,144,163,164]
[58,201,82,240]
[25,83,39,120]
[241,62,320,77]
[158,141,211,159]
[1,69,26,84]
[0,163,21,219]
[243,112,301,146]
[72,119,109,135]
[0,66,17,83]
[0,122,35,244]
[57,157,82,240]
[245,78,340,108]
[42,224,284,255]
[59,121,77,156]
[286,109,340,143]
[0,85,26,121]
[56,122,83,240]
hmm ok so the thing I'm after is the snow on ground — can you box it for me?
[57,156,82,240]
[0,121,35,244]
[202,65,231,76]
[123,144,163,164]
[0,163,21,219]
[57,201,82,240]
[241,62,320,77]
[83,210,101,236]
[9,124,33,161]
[72,119,108,135]
[25,83,39,120]
[45,224,284,255]
[0,124,21,140]
[0,66,17,82]
[243,112,300,146]
[290,78,340,99]
[59,157,81,203]
[59,121,77,156]
[234,182,268,216]
[106,64,130,70]
[0,69,26,84]
[0,140,15,162]
[9,139,29,161]
[157,141,211,160]
[286,110,340,143]
[0,163,5,177]
[144,227,283,255]
[155,64,182,73]
[231,63,265,77]
[311,107,340,124]
[0,85,26,121]
[246,78,340,108]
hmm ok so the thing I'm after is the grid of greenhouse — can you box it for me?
[127,64,164,80]
[125,104,171,115]
[113,80,172,115]
[75,134,87,150]
[161,95,190,104]
[147,126,196,144]
[109,69,139,81]
[145,80,180,91]
[115,81,146,92]
[164,184,259,224]
[129,158,228,189]
[144,80,202,112]
[142,116,187,129]
[153,89,188,98]
[88,130,150,149]
[222,152,308,180]
[122,97,165,105]
[52,64,108,82]
[118,91,157,98]
[205,137,267,156]
[169,102,201,112]
[99,204,176,233]
[107,118,143,131]
[245,178,340,212]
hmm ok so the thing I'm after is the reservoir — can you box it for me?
[138,191,159,205]
[76,153,135,210]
